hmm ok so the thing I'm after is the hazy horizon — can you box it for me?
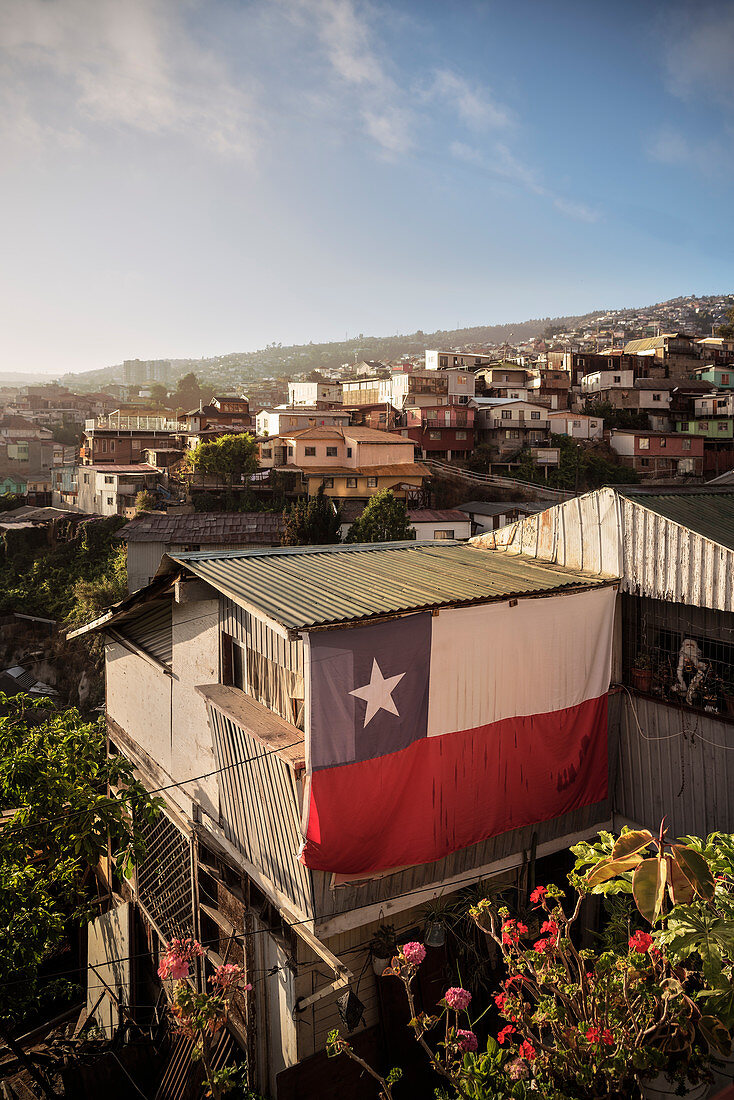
[2,0,733,375]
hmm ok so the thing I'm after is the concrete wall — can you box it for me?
[105,593,220,818]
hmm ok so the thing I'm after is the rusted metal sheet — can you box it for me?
[621,496,734,612]
[614,692,734,838]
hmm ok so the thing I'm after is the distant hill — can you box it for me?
[52,291,733,392]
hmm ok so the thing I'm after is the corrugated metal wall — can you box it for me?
[221,596,302,673]
[615,692,734,837]
[208,704,314,917]
[621,497,734,612]
[126,542,167,593]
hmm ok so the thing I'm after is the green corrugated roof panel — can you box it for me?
[168,542,607,631]
[621,490,734,551]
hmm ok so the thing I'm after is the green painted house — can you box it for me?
[676,418,734,439]
[691,366,734,389]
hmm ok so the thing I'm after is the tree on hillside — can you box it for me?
[0,696,159,1093]
[281,484,341,545]
[135,489,157,514]
[345,489,415,543]
[175,371,202,410]
[188,433,258,488]
[148,382,170,407]
[717,306,734,339]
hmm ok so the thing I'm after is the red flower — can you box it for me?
[602,1029,614,1047]
[629,931,654,954]
[516,922,528,936]
[519,1039,536,1061]
[540,919,559,941]
[533,938,549,954]
[529,886,547,904]
[494,992,508,1012]
[586,1026,601,1044]
[498,1024,516,1045]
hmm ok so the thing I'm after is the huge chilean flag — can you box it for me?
[301,585,616,875]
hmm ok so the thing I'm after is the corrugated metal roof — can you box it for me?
[168,543,608,631]
[620,489,734,551]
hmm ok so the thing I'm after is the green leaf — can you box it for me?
[612,829,654,861]
[633,856,667,922]
[671,845,715,902]
[667,857,695,906]
[585,854,644,890]
[699,1015,732,1057]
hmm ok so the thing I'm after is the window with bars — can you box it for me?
[622,594,734,716]
[136,811,194,942]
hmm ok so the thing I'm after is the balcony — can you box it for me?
[85,415,180,432]
[421,410,473,429]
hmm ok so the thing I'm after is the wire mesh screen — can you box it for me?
[136,811,195,943]
[622,594,734,717]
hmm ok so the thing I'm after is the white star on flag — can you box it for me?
[349,658,406,728]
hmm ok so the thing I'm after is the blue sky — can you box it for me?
[1,0,733,374]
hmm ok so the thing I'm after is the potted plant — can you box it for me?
[422,896,458,948]
[630,653,653,693]
[370,924,397,976]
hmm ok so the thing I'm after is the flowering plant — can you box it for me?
[158,939,252,1099]
[467,823,734,1098]
[330,943,530,1099]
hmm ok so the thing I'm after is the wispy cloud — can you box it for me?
[0,0,260,160]
[451,140,599,223]
[662,3,734,110]
[426,70,512,130]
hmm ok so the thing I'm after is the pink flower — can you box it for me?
[602,1029,614,1047]
[402,941,426,965]
[456,1029,478,1052]
[157,938,204,981]
[629,931,654,954]
[533,938,549,954]
[519,1039,536,1061]
[498,1024,516,1045]
[530,886,547,904]
[586,1026,600,1044]
[508,1057,530,1080]
[444,986,472,1011]
[210,963,246,991]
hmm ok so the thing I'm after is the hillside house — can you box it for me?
[118,512,287,592]
[257,426,428,503]
[72,541,617,1098]
[288,381,342,406]
[471,398,551,454]
[547,412,604,440]
[256,407,352,437]
[400,404,475,459]
[607,428,704,478]
[76,464,166,517]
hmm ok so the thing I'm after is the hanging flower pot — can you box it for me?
[631,664,653,692]
[424,919,446,948]
[371,954,390,977]
[369,924,397,976]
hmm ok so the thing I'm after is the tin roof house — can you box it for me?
[71,541,618,1098]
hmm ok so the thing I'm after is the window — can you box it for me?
[106,496,114,505]
[652,393,662,402]
[104,475,114,484]
[659,438,667,448]
[323,477,334,488]
[288,446,294,456]
[700,422,709,430]
[457,375,466,384]
[723,374,730,384]
[367,476,378,487]
[326,446,338,457]
[614,376,621,384]
[439,356,448,368]
[501,410,512,419]
[719,422,728,432]
[289,417,297,426]
[530,411,541,420]
[682,438,692,450]
[261,448,272,458]
[434,530,454,540]
[83,473,89,483]
[456,430,467,440]
[304,446,316,456]
[428,430,442,440]
[346,477,357,487]
[639,437,650,449]
[639,458,650,467]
